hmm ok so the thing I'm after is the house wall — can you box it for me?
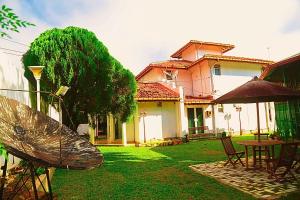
[0,52,29,104]
[189,60,213,97]
[181,45,197,61]
[196,49,222,58]
[210,61,264,95]
[213,103,275,134]
[181,44,223,61]
[207,60,275,133]
[136,101,178,141]
[139,68,193,96]
[139,68,164,83]
[175,69,193,96]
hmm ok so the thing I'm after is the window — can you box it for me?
[213,65,221,75]
[217,104,224,112]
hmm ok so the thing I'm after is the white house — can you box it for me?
[91,40,275,145]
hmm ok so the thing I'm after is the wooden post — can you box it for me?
[45,167,53,200]
[256,103,261,142]
[30,163,39,200]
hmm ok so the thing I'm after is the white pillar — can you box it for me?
[179,86,188,137]
[133,110,139,144]
[211,104,216,134]
[106,114,111,143]
[122,122,127,146]
[107,113,115,143]
[36,78,41,111]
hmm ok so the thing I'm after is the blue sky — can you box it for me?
[2,0,300,74]
[19,0,108,26]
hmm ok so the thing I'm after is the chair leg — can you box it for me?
[236,155,245,166]
[224,156,237,167]
[281,168,297,181]
[265,147,270,170]
[224,156,234,166]
[224,159,230,166]
[228,156,236,167]
[253,147,257,167]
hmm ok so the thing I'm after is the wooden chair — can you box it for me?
[265,143,298,182]
[220,137,245,167]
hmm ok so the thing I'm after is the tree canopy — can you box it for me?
[111,58,137,122]
[23,26,136,129]
[0,5,35,38]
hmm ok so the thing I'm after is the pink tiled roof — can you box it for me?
[190,54,273,68]
[184,95,213,104]
[136,82,179,101]
[149,60,192,68]
[171,40,235,58]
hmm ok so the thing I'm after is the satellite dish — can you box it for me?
[172,70,178,79]
[0,95,103,169]
[0,95,103,199]
[163,70,172,76]
[163,70,178,80]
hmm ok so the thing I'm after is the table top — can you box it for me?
[253,133,269,135]
[237,140,284,146]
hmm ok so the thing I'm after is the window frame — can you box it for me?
[213,64,221,76]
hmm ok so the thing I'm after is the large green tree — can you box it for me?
[111,58,137,122]
[23,27,113,129]
[23,26,136,130]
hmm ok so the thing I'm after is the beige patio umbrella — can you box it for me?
[213,77,300,141]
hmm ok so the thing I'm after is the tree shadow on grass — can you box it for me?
[52,147,255,200]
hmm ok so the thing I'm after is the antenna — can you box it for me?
[266,47,271,60]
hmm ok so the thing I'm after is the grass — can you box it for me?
[51,136,299,200]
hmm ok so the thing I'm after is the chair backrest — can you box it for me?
[277,143,298,168]
[220,136,236,155]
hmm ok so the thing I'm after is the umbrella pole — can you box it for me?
[256,103,261,142]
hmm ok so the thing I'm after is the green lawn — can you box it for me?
[51,136,299,200]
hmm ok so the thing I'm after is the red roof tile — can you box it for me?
[190,54,273,68]
[184,95,213,104]
[136,60,191,80]
[260,53,300,80]
[171,40,235,59]
[149,60,191,68]
[136,83,179,101]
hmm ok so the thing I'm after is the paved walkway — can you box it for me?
[190,159,300,199]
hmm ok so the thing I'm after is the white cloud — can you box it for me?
[2,0,300,74]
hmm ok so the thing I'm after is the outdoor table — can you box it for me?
[237,140,284,170]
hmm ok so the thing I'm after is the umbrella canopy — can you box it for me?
[213,77,300,141]
[213,77,300,104]
[0,95,103,170]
